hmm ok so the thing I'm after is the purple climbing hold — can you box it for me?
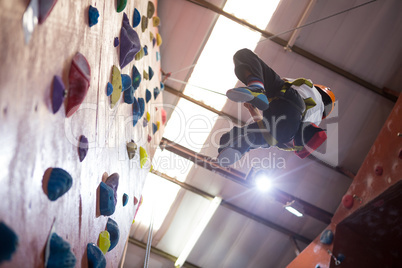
[78,135,89,162]
[148,66,154,80]
[143,118,148,127]
[132,8,141,28]
[121,74,132,91]
[39,0,58,24]
[123,86,135,104]
[114,37,119,47]
[106,82,113,96]
[132,66,141,90]
[154,87,160,100]
[120,13,141,70]
[105,173,119,206]
[138,98,145,118]
[152,37,156,47]
[52,75,65,114]
[88,5,99,27]
[145,89,151,103]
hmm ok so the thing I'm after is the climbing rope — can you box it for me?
[167,77,227,96]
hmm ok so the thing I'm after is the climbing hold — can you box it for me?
[45,168,73,201]
[123,193,129,206]
[152,123,157,134]
[135,47,144,61]
[99,182,115,216]
[87,243,106,268]
[106,218,119,251]
[123,86,135,104]
[78,135,89,162]
[120,13,141,69]
[156,33,162,46]
[98,231,110,254]
[141,16,148,32]
[126,140,137,159]
[143,70,149,80]
[121,74,131,91]
[156,121,160,131]
[147,135,152,143]
[88,5,99,27]
[134,196,139,205]
[106,82,113,96]
[146,112,150,122]
[152,16,160,27]
[46,233,76,268]
[105,173,119,206]
[160,82,164,91]
[154,87,160,99]
[161,108,167,124]
[342,194,354,209]
[337,253,346,263]
[149,32,154,42]
[375,166,383,176]
[147,1,155,18]
[143,45,148,56]
[143,118,148,127]
[66,52,91,117]
[132,8,141,28]
[110,65,122,108]
[133,196,143,221]
[116,0,127,13]
[132,66,141,90]
[133,97,140,127]
[38,0,58,24]
[140,147,148,168]
[52,75,65,114]
[152,37,156,47]
[156,51,160,61]
[145,89,151,103]
[0,222,18,264]
[148,67,154,80]
[138,98,145,118]
[114,37,119,47]
[320,229,334,245]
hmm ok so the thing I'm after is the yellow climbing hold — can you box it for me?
[143,70,149,80]
[98,231,111,254]
[135,47,144,60]
[140,146,148,168]
[156,121,160,131]
[146,112,150,122]
[111,65,122,108]
[149,32,154,42]
[156,33,162,46]
[152,16,160,27]
[150,164,153,172]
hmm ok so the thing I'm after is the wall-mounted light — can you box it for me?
[284,200,304,217]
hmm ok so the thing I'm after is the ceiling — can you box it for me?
[124,0,402,267]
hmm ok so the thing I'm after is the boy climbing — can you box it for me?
[217,48,335,167]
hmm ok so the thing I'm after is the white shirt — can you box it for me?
[284,78,324,126]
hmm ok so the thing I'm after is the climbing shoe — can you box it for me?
[226,86,269,110]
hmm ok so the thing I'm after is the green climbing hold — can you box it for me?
[141,15,148,32]
[135,47,144,61]
[116,0,127,13]
[111,65,122,108]
[147,1,155,18]
[143,70,149,80]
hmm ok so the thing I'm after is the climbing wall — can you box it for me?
[287,95,402,267]
[0,0,165,267]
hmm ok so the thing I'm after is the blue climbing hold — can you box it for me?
[88,6,99,27]
[160,82,164,91]
[154,87,160,100]
[143,118,148,127]
[132,66,141,90]
[78,135,89,162]
[132,8,141,28]
[320,229,334,245]
[87,243,106,268]
[121,74,132,91]
[148,67,154,80]
[46,168,73,201]
[0,222,18,263]
[337,253,346,263]
[123,86,135,104]
[152,123,157,134]
[114,37,119,47]
[143,45,148,56]
[138,98,145,118]
[133,97,140,127]
[122,193,129,206]
[46,233,76,268]
[105,173,119,206]
[99,182,115,216]
[106,218,120,252]
[106,82,113,96]
[145,89,151,103]
[156,51,160,61]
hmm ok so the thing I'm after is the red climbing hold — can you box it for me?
[342,194,354,209]
[375,166,383,176]
[66,52,91,118]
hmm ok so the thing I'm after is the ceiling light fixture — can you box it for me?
[175,196,222,268]
[254,173,272,192]
[284,200,304,217]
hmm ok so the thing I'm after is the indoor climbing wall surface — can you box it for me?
[0,0,165,267]
[287,95,402,268]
